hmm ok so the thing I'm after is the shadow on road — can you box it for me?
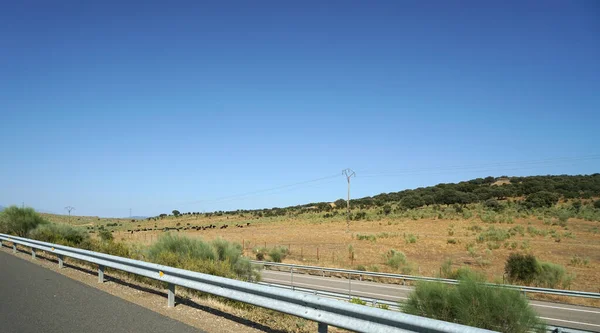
[3,244,287,333]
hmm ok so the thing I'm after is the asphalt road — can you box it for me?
[261,269,600,332]
[0,251,201,333]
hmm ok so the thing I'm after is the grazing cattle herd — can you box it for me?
[118,222,252,234]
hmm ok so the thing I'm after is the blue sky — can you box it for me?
[1,1,598,217]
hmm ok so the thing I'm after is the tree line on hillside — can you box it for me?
[154,174,600,219]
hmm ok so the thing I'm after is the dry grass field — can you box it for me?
[43,205,600,301]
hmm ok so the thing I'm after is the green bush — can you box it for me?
[535,262,573,289]
[0,206,48,237]
[524,191,560,208]
[404,234,417,244]
[570,255,589,267]
[385,249,411,273]
[594,200,600,209]
[268,246,289,263]
[29,223,89,247]
[98,229,114,242]
[147,234,259,281]
[504,253,573,289]
[505,253,538,284]
[403,277,545,332]
[254,247,267,261]
[477,227,510,243]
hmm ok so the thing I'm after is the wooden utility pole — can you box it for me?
[342,169,356,232]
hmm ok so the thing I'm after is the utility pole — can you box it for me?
[342,168,356,232]
[65,206,75,222]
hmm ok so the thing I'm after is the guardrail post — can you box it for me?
[13,243,17,253]
[349,273,351,297]
[318,322,327,333]
[291,268,294,291]
[58,254,64,269]
[31,247,36,259]
[168,283,175,307]
[98,265,105,283]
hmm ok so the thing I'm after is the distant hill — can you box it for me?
[187,174,600,218]
[0,205,4,211]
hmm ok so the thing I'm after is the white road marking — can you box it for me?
[531,303,600,314]
[539,317,600,328]
[262,270,414,291]
[261,278,408,300]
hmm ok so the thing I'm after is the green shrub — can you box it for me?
[505,253,573,289]
[0,206,48,237]
[508,225,524,236]
[356,233,377,242]
[98,229,114,242]
[29,223,89,247]
[594,200,600,209]
[254,248,267,261]
[147,234,258,281]
[404,234,417,244]
[535,262,573,289]
[524,191,560,208]
[447,238,457,244]
[403,277,544,332]
[385,249,411,273]
[268,246,289,263]
[570,255,590,267]
[483,198,503,212]
[477,227,510,243]
[505,253,538,284]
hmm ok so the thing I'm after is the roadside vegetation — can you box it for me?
[1,206,258,282]
[403,268,545,333]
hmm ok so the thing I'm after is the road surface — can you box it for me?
[262,269,600,332]
[0,251,201,333]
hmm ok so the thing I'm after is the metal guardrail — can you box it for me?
[251,260,600,299]
[0,233,495,333]
[259,281,593,333]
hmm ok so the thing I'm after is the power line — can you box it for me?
[180,173,340,206]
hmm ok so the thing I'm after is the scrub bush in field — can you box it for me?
[403,275,545,333]
[505,253,573,289]
[385,249,412,273]
[29,223,89,247]
[268,246,289,263]
[147,234,259,281]
[98,229,114,242]
[0,206,48,237]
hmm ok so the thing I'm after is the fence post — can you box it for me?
[98,265,105,283]
[58,254,64,269]
[318,322,328,333]
[291,268,294,291]
[31,248,36,259]
[168,283,175,307]
[13,243,16,253]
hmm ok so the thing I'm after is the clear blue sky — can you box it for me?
[1,1,598,217]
